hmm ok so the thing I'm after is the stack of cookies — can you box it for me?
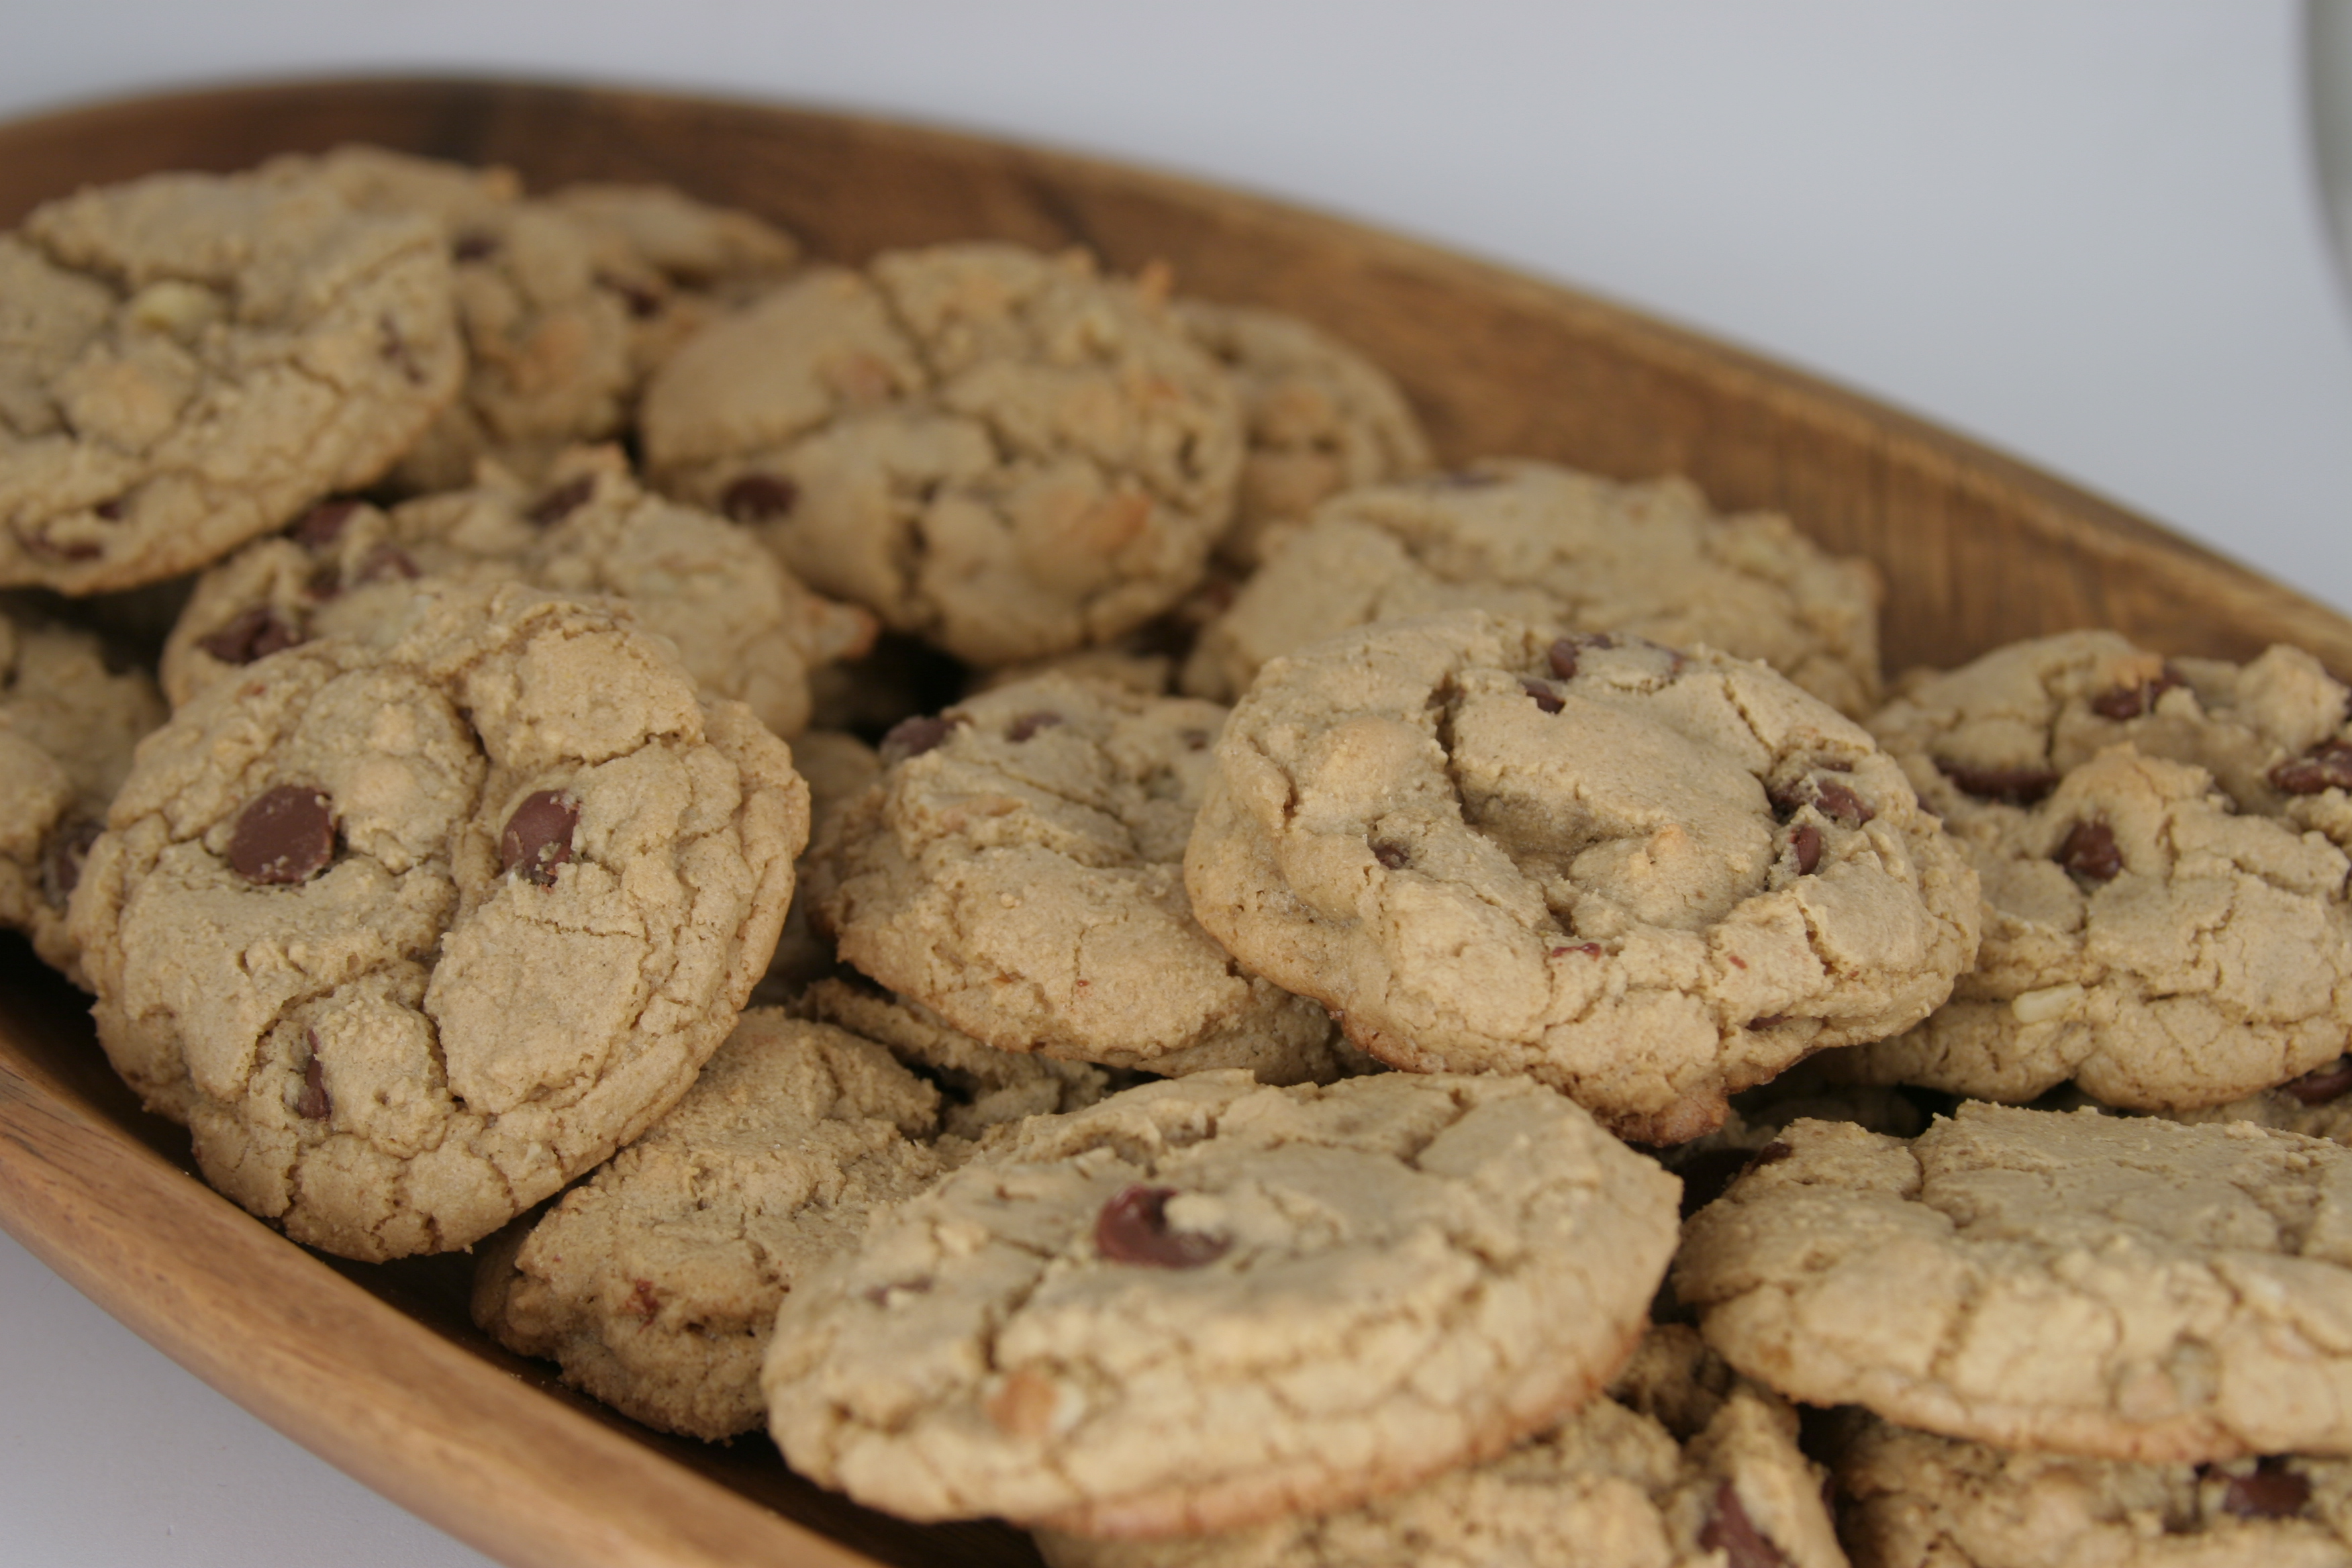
[7,142,2352,1568]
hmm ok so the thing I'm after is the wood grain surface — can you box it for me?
[2,76,2346,1568]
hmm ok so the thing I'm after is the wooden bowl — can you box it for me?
[3,77,2345,1568]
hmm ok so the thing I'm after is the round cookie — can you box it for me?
[1828,1408,2352,1568]
[761,1069,1682,1536]
[1181,458,1883,717]
[810,673,1352,1082]
[68,581,808,1261]
[0,602,166,979]
[471,1008,944,1440]
[640,243,1244,666]
[1675,1102,2352,1463]
[0,166,462,592]
[1171,299,1430,569]
[161,445,876,734]
[1033,1324,1845,1568]
[1185,611,1978,1142]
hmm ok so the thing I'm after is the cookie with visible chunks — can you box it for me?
[68,582,807,1261]
[1181,459,1882,716]
[761,1070,1681,1536]
[1185,612,1977,1142]
[0,165,460,592]
[1675,1102,2352,1463]
[641,243,1243,666]
[471,1008,942,1440]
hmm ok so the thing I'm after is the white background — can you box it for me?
[4,4,2351,1564]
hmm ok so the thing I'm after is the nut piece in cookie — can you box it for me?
[69,583,808,1261]
[762,1070,1681,1536]
[1186,611,1977,1142]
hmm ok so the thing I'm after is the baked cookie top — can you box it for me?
[68,582,807,1261]
[1170,299,1430,569]
[1034,1323,1847,1568]
[0,603,165,979]
[1829,1408,2352,1568]
[810,673,1351,1081]
[0,166,461,592]
[160,445,875,734]
[761,1069,1681,1537]
[1181,459,1883,716]
[1185,612,1977,1143]
[471,1008,943,1441]
[640,244,1244,665]
[1675,1102,2352,1463]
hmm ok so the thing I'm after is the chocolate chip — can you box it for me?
[297,1035,332,1121]
[526,476,596,526]
[626,1279,660,1322]
[1008,711,1064,742]
[2091,665,2187,720]
[1939,761,2061,805]
[1698,1479,1792,1568]
[1753,1140,1794,1165]
[1372,839,1410,870]
[289,499,360,550]
[197,605,303,667]
[500,791,579,887]
[880,713,963,764]
[1791,824,1823,875]
[2055,820,2123,883]
[1520,677,1564,714]
[352,544,419,585]
[93,498,126,522]
[720,473,799,524]
[1813,779,1874,827]
[1547,633,1613,681]
[228,785,336,885]
[1094,1185,1230,1269]
[2283,1057,2352,1106]
[1180,728,1212,751]
[452,231,497,262]
[303,562,344,602]
[2271,740,2352,796]
[2218,1458,2311,1520]
[41,819,101,908]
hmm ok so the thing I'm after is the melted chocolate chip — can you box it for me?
[2091,665,2187,720]
[526,476,597,526]
[1008,711,1064,742]
[93,498,126,522]
[196,604,303,667]
[2271,740,2352,796]
[1939,761,2061,805]
[2218,1458,2311,1520]
[1698,1479,1792,1568]
[297,1036,332,1122]
[1813,778,1873,827]
[42,819,101,908]
[1547,633,1612,681]
[1520,677,1564,714]
[879,713,963,764]
[1791,824,1823,876]
[2283,1056,2352,1106]
[289,499,360,550]
[720,473,799,524]
[2055,820,2123,883]
[1094,1185,1230,1269]
[1753,1140,1794,1166]
[1371,839,1410,870]
[228,786,336,885]
[500,791,579,887]
[303,562,344,602]
[451,231,497,262]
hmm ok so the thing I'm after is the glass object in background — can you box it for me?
[2316,0,2352,298]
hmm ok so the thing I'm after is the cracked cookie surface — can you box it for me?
[1185,611,1977,1142]
[1181,458,1882,716]
[811,672,1351,1081]
[640,243,1243,665]
[68,582,807,1261]
[761,1069,1681,1536]
[471,1008,943,1440]
[0,164,462,592]
[1675,1103,2352,1463]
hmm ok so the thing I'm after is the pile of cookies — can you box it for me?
[7,144,2352,1567]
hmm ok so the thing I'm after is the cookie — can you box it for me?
[640,244,1244,665]
[811,673,1351,1081]
[0,602,165,979]
[1675,1102,2352,1462]
[1185,612,1977,1142]
[471,1008,943,1440]
[1828,1408,2352,1568]
[68,581,807,1261]
[0,166,461,592]
[1034,1323,1846,1568]
[761,1069,1681,1536]
[1171,299,1430,569]
[1181,459,1883,717]
[161,446,875,735]
[2162,1056,2352,1145]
